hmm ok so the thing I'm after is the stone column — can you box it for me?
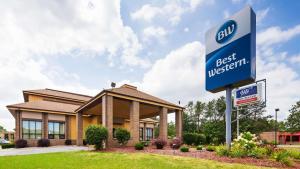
[76,112,83,146]
[102,95,113,147]
[159,107,168,141]
[43,113,48,139]
[129,101,140,145]
[15,110,21,140]
[175,110,183,140]
[143,123,147,141]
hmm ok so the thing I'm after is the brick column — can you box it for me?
[175,110,183,140]
[76,112,83,146]
[159,107,168,141]
[43,113,48,139]
[102,95,113,147]
[15,110,21,140]
[129,101,140,145]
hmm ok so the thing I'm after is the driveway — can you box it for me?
[0,146,90,156]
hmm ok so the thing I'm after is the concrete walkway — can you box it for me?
[0,146,90,156]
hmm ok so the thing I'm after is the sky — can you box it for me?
[0,0,300,131]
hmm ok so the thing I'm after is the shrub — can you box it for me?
[65,139,72,145]
[154,138,167,149]
[180,146,189,152]
[287,149,300,160]
[229,146,247,158]
[170,137,181,149]
[85,125,108,150]
[195,134,206,145]
[196,145,203,150]
[272,150,293,166]
[216,146,229,156]
[135,143,144,150]
[37,139,50,147]
[115,128,131,146]
[183,133,206,146]
[15,139,27,148]
[248,147,267,159]
[206,145,216,152]
[0,143,15,149]
[141,141,150,147]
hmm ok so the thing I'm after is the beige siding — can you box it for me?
[48,114,66,121]
[22,111,42,119]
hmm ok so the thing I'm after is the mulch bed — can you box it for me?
[103,146,300,169]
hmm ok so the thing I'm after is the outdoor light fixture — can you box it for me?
[111,82,116,88]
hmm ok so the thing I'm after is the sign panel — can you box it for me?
[205,6,256,93]
[234,83,262,107]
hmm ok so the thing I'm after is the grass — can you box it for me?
[0,151,275,169]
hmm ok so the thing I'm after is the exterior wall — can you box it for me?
[22,111,42,119]
[259,132,279,143]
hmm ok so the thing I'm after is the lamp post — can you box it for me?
[275,108,280,147]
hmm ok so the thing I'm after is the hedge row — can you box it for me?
[183,133,206,146]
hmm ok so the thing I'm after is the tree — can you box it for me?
[286,101,300,133]
[85,125,108,150]
[115,128,130,146]
[194,101,205,132]
[168,121,176,138]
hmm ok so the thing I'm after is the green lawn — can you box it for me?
[0,151,275,169]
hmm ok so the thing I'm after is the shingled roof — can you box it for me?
[23,88,93,102]
[7,100,80,114]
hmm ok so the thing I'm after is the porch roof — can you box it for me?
[75,84,183,113]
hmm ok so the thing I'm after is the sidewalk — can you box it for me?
[0,146,90,156]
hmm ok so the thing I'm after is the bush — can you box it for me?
[65,139,72,145]
[287,149,300,160]
[154,138,167,149]
[0,143,15,149]
[183,133,205,146]
[15,139,27,148]
[115,128,131,146]
[37,139,50,147]
[180,146,189,152]
[141,141,150,147]
[195,134,206,145]
[229,146,247,158]
[216,146,229,156]
[135,143,144,150]
[206,145,216,152]
[170,137,181,149]
[272,150,293,166]
[85,125,108,150]
[248,147,267,159]
[196,145,203,150]
[83,139,87,146]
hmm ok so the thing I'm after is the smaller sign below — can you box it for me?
[234,83,262,107]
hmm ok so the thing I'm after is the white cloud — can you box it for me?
[131,0,214,25]
[257,24,300,47]
[184,27,190,32]
[0,0,149,130]
[143,26,168,43]
[256,8,270,23]
[289,54,300,64]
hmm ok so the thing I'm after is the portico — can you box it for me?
[75,84,183,147]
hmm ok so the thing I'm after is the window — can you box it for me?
[22,120,42,139]
[139,128,144,141]
[145,128,153,141]
[48,122,65,139]
[292,136,300,142]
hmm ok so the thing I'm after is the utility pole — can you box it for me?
[275,108,279,147]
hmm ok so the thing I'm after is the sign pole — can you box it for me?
[237,107,239,137]
[226,87,232,150]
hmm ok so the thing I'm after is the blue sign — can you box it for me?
[205,6,256,93]
[236,85,257,99]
